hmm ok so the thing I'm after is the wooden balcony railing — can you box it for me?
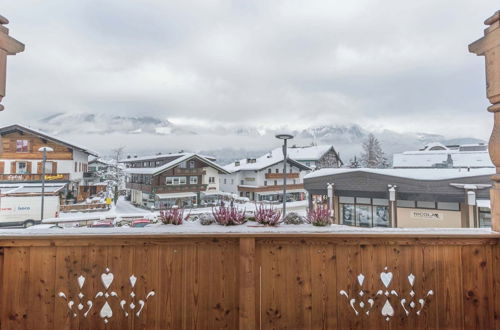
[0,231,498,329]
[173,167,205,175]
[126,182,208,194]
[238,183,304,192]
[0,173,70,182]
[265,172,300,179]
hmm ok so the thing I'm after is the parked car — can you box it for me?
[130,219,151,227]
[90,221,114,228]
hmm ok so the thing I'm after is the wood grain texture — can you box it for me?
[0,235,497,329]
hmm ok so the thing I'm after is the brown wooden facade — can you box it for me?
[0,232,498,329]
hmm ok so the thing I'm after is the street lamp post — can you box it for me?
[275,133,294,219]
[38,146,54,220]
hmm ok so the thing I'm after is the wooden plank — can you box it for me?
[132,244,160,330]
[436,246,463,329]
[239,238,255,330]
[493,242,500,330]
[309,242,337,329]
[1,247,30,330]
[461,245,495,329]
[53,246,81,330]
[360,244,388,330]
[335,244,362,329]
[28,247,57,330]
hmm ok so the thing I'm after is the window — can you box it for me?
[143,162,148,167]
[44,161,53,174]
[275,169,279,173]
[240,180,244,185]
[74,162,78,172]
[339,196,390,228]
[437,202,460,211]
[190,176,198,184]
[209,177,215,184]
[274,180,277,186]
[16,140,29,152]
[16,162,28,174]
[264,181,267,186]
[179,161,187,168]
[305,162,311,167]
[416,201,436,209]
[223,178,227,184]
[397,200,415,208]
[268,169,271,173]
[231,179,234,184]
[293,179,296,184]
[479,207,491,228]
[189,160,195,169]
[166,177,187,185]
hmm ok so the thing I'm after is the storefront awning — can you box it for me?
[256,189,304,196]
[155,192,197,200]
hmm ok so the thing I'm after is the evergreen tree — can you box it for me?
[348,156,361,168]
[360,134,388,168]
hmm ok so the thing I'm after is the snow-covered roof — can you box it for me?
[305,168,496,181]
[285,145,336,161]
[0,182,67,195]
[393,143,493,168]
[125,153,229,175]
[120,152,216,163]
[0,124,98,156]
[223,148,311,173]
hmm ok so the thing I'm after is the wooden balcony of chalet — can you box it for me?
[264,172,300,179]
[126,182,208,194]
[173,167,206,176]
[238,183,304,192]
[0,173,70,182]
[0,229,498,329]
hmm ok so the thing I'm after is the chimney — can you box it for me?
[127,155,131,159]
[235,161,240,166]
[134,155,138,158]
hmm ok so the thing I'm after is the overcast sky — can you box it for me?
[1,0,497,141]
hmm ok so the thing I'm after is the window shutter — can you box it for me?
[11,161,16,174]
[0,161,4,174]
[37,162,42,174]
[26,161,32,174]
[52,161,58,174]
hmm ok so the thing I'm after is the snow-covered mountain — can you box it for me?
[34,113,485,164]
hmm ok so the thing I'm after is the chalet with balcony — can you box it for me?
[285,144,343,169]
[0,124,97,201]
[220,149,311,202]
[122,153,229,208]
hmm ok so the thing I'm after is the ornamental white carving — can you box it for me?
[339,267,433,321]
[58,268,155,324]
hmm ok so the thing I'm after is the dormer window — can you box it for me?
[16,140,29,152]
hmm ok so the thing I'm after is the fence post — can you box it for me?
[469,11,500,231]
[239,237,256,330]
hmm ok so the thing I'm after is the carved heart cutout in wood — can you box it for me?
[380,271,393,288]
[101,272,114,290]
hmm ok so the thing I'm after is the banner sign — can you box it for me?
[410,210,443,220]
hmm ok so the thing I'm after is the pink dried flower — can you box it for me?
[255,203,282,226]
[306,205,332,226]
[212,204,246,226]
[159,207,187,225]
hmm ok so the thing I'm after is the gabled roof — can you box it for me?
[224,150,311,173]
[285,145,341,163]
[0,124,98,156]
[120,153,216,163]
[125,153,230,175]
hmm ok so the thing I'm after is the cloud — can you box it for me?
[1,0,496,146]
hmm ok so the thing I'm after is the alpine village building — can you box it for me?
[122,153,229,209]
[0,124,97,201]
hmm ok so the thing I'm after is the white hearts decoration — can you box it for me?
[100,301,113,323]
[101,272,114,290]
[381,300,394,321]
[357,274,365,286]
[408,273,415,287]
[380,271,393,288]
